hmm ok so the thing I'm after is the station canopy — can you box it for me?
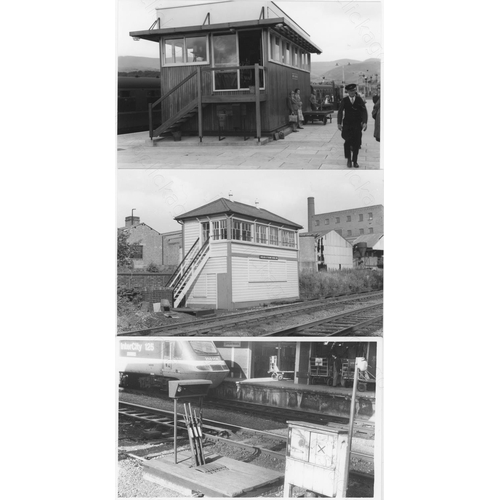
[130,0,322,54]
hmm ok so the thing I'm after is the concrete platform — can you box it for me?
[117,102,381,170]
[213,378,376,422]
[143,448,284,497]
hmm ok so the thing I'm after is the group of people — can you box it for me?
[286,88,305,132]
[286,83,381,168]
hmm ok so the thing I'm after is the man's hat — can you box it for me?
[345,83,357,91]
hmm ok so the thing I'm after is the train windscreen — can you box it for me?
[189,341,219,356]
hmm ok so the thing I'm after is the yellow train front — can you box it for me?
[118,339,229,392]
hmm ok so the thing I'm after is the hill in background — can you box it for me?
[119,56,160,72]
[118,55,381,85]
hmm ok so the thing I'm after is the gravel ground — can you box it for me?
[221,299,383,336]
[117,296,383,336]
[118,391,375,497]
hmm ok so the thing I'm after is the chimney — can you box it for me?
[307,197,315,232]
[125,216,140,227]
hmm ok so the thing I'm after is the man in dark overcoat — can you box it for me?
[337,83,368,168]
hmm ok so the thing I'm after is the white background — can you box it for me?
[1,0,498,498]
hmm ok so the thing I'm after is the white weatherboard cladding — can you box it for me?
[183,220,201,254]
[323,231,353,269]
[186,256,226,306]
[232,257,299,302]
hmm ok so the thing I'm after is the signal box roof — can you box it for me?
[175,197,303,230]
[130,1,322,54]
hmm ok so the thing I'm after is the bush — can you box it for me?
[146,262,160,273]
[299,268,383,300]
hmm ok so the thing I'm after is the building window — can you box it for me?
[347,230,352,237]
[232,220,252,241]
[163,36,208,66]
[368,212,373,221]
[202,222,210,242]
[282,230,296,248]
[256,224,268,244]
[335,217,340,224]
[359,214,363,222]
[347,216,351,222]
[315,220,319,226]
[359,228,364,235]
[325,219,329,225]
[130,244,143,259]
[269,227,279,246]
[213,220,227,240]
[369,228,374,234]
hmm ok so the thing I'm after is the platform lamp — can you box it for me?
[341,357,369,497]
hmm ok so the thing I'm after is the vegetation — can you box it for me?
[299,269,383,301]
[117,229,133,269]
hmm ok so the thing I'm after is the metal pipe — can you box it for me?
[342,357,361,497]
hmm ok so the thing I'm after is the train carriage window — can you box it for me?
[118,90,136,113]
[189,341,218,356]
[146,89,161,105]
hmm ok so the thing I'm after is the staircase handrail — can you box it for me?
[172,236,211,294]
[166,237,200,288]
[149,69,198,139]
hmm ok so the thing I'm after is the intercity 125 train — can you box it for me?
[118,339,229,391]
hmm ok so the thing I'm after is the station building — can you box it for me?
[214,340,377,421]
[129,1,322,140]
[170,197,302,310]
[307,197,384,243]
[299,230,353,272]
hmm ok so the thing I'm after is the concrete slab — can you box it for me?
[117,102,381,170]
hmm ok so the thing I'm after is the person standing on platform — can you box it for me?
[287,90,298,132]
[337,83,368,168]
[293,88,304,129]
[310,90,318,111]
[372,88,380,105]
[373,95,380,142]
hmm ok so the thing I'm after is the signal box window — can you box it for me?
[269,227,279,246]
[163,36,208,65]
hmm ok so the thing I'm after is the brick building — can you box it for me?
[307,198,383,243]
[119,216,181,270]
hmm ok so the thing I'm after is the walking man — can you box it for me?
[337,83,368,168]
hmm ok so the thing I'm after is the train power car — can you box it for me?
[117,76,162,134]
[118,339,229,391]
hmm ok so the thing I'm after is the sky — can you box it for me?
[117,170,383,233]
[117,0,382,62]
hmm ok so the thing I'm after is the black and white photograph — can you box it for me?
[117,0,382,169]
[117,170,383,337]
[117,338,381,497]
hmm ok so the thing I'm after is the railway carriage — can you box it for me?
[118,76,162,134]
[118,339,229,391]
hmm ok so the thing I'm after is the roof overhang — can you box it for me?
[130,17,322,54]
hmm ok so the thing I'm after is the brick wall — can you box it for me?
[117,273,172,289]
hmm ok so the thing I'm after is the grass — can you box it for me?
[299,268,383,300]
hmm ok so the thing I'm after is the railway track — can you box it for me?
[119,399,375,462]
[117,290,383,337]
[263,302,383,336]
